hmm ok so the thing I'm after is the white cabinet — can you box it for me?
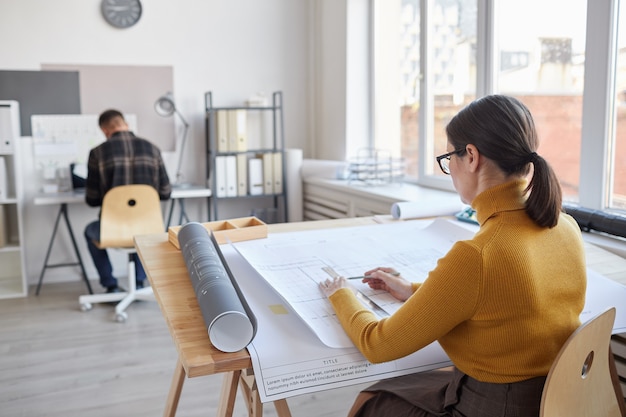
[303,177,461,220]
[0,101,26,298]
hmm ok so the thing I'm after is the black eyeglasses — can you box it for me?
[436,149,465,175]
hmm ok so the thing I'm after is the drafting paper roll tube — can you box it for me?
[391,200,463,220]
[177,222,257,353]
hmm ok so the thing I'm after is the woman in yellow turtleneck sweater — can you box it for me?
[319,95,586,417]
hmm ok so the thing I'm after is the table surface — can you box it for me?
[134,217,380,378]
[33,190,86,205]
[134,216,626,380]
[33,185,212,206]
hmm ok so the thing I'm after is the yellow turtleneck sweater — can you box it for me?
[328,179,586,383]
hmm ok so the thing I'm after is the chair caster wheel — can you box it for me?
[80,303,93,311]
[115,312,128,323]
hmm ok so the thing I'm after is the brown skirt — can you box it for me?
[353,367,546,417]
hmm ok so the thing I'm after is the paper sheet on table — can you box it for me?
[233,218,474,348]
[222,243,452,403]
[226,219,626,402]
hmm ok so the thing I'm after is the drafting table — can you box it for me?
[133,216,626,417]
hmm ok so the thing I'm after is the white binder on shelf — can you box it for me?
[216,111,229,152]
[0,156,7,201]
[236,153,248,196]
[248,157,264,196]
[234,110,248,151]
[227,110,248,152]
[272,152,283,195]
[262,153,273,195]
[215,156,228,197]
[0,103,17,153]
[0,204,5,248]
[225,155,238,197]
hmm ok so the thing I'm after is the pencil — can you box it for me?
[347,272,400,280]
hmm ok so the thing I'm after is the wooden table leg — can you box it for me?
[216,367,293,417]
[217,370,242,417]
[163,359,185,417]
[238,369,292,417]
[273,399,293,417]
[239,370,263,416]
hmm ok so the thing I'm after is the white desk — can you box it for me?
[34,186,212,295]
[168,185,213,227]
[33,190,92,295]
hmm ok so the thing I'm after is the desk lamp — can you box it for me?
[155,92,190,186]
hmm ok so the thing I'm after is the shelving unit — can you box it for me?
[0,101,26,299]
[204,91,287,223]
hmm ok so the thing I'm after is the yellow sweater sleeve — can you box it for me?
[329,240,482,363]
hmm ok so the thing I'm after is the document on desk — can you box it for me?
[222,240,453,403]
[233,218,472,348]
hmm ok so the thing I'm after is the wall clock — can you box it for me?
[101,0,143,29]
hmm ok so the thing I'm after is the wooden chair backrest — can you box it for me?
[99,184,164,249]
[540,307,624,417]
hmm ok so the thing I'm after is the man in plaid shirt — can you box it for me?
[84,109,171,293]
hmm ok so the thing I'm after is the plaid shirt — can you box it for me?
[85,131,171,207]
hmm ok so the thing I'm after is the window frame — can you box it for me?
[370,0,623,212]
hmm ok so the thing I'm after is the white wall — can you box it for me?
[309,0,370,161]
[0,0,322,286]
[311,0,348,160]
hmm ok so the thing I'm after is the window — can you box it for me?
[495,0,586,202]
[372,0,624,213]
[373,0,477,190]
[612,4,626,209]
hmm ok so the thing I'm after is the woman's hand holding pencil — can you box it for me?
[359,268,413,302]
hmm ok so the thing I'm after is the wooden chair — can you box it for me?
[347,308,625,417]
[540,306,626,417]
[79,184,165,322]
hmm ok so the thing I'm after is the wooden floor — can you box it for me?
[0,281,369,417]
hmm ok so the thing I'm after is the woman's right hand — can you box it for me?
[362,267,413,301]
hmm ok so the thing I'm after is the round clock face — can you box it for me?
[101,0,142,29]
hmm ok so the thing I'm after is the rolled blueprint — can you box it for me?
[178,222,257,352]
[391,200,463,220]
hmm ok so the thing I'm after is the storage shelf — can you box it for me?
[0,279,25,299]
[0,244,21,253]
[206,105,280,112]
[0,101,26,299]
[211,148,282,156]
[205,91,287,223]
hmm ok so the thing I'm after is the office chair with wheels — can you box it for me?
[79,184,165,322]
[540,306,626,417]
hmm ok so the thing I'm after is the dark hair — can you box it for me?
[98,109,125,128]
[445,95,562,228]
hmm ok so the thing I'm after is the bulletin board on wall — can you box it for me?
[0,70,81,136]
[41,63,175,152]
